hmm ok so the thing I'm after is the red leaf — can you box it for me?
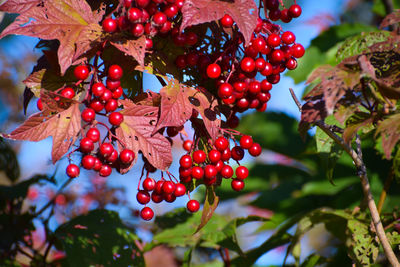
[380,10,400,28]
[116,99,172,172]
[180,0,258,46]
[0,0,41,14]
[0,0,104,74]
[376,113,400,159]
[111,36,147,67]
[2,91,81,163]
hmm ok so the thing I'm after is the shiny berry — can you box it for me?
[91,82,106,97]
[140,207,154,220]
[240,57,255,72]
[137,190,150,204]
[99,164,112,177]
[183,140,193,151]
[151,192,163,203]
[204,165,217,179]
[179,155,192,168]
[236,166,249,180]
[100,143,114,158]
[60,87,75,99]
[214,137,229,151]
[206,63,221,79]
[231,179,244,191]
[143,177,156,191]
[291,44,305,58]
[231,146,245,161]
[37,98,43,111]
[109,112,124,126]
[128,8,142,22]
[74,65,90,80]
[221,164,233,178]
[108,65,123,80]
[208,149,221,163]
[220,14,234,27]
[66,164,80,178]
[191,166,204,179]
[162,181,176,195]
[102,18,118,33]
[193,150,206,164]
[81,108,95,122]
[174,183,186,197]
[81,155,96,170]
[289,4,302,18]
[249,143,262,156]
[153,11,167,25]
[221,148,231,161]
[89,99,104,112]
[282,31,296,44]
[218,83,233,99]
[86,128,100,142]
[240,135,253,149]
[187,199,200,212]
[106,79,121,90]
[120,149,135,164]
[93,157,102,171]
[105,99,118,113]
[267,33,281,47]
[80,137,94,153]
[100,89,113,102]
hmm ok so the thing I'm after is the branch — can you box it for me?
[382,0,394,15]
[289,88,400,267]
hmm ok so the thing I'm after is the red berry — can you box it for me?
[86,128,100,142]
[164,193,176,203]
[124,0,133,8]
[179,166,192,178]
[236,165,249,180]
[231,179,244,191]
[89,99,104,112]
[60,87,75,99]
[255,58,266,72]
[162,181,176,195]
[173,33,187,46]
[136,0,150,8]
[137,190,150,204]
[109,112,124,126]
[221,164,233,178]
[105,149,118,163]
[93,157,102,171]
[191,166,204,180]
[218,83,233,99]
[252,37,266,52]
[269,9,281,21]
[74,65,89,80]
[231,146,245,161]
[267,33,281,47]
[100,143,114,158]
[204,165,217,179]
[151,192,163,203]
[91,82,106,97]
[187,199,200,212]
[140,207,154,220]
[100,89,113,102]
[66,163,80,178]
[99,164,112,177]
[220,14,233,27]
[286,58,297,70]
[192,150,206,164]
[82,155,96,170]
[214,137,229,151]
[249,143,262,156]
[240,135,253,149]
[208,149,221,163]
[117,16,130,30]
[154,180,164,194]
[221,148,231,162]
[153,11,167,25]
[289,4,302,18]
[80,137,94,153]
[106,79,121,90]
[236,98,249,110]
[174,183,186,197]
[145,38,153,50]
[108,65,123,80]
[185,32,198,46]
[260,79,272,91]
[128,7,142,22]
[179,155,192,168]
[281,31,296,44]
[175,55,187,69]
[37,98,43,111]
[164,4,179,18]
[240,57,255,73]
[143,177,156,191]
[223,95,236,105]
[183,140,193,151]
[214,160,224,172]
[291,44,305,58]
[102,18,118,33]
[233,81,247,93]
[248,81,261,94]
[120,149,135,164]
[206,64,221,79]
[261,63,273,76]
[112,87,123,99]
[81,108,96,122]
[105,99,118,113]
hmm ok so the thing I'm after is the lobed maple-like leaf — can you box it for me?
[111,36,147,67]
[376,113,400,159]
[2,90,81,163]
[0,0,42,14]
[180,0,258,46]
[116,99,172,172]
[0,0,104,75]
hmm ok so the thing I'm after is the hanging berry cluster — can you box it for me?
[2,0,304,221]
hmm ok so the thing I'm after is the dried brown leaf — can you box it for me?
[111,36,147,67]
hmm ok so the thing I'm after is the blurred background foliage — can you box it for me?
[0,0,400,266]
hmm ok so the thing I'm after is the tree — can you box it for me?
[0,0,399,266]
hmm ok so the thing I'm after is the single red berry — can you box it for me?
[99,164,112,177]
[183,140,193,151]
[223,95,236,105]
[151,192,163,203]
[208,149,221,163]
[236,98,250,110]
[255,58,267,72]
[37,98,43,111]
[249,143,262,157]
[143,177,156,191]
[206,63,221,79]
[145,38,153,50]
[117,15,130,30]
[112,87,123,99]
[162,181,176,195]
[280,9,292,23]
[220,14,234,27]
[140,207,154,220]
[257,92,271,103]
[60,87,75,99]
[66,164,80,178]
[175,55,187,69]
[231,146,245,161]
[74,65,90,80]
[289,4,302,18]
[214,160,224,173]
[108,65,123,80]
[120,149,135,164]
[269,9,281,21]
[93,157,102,171]
[286,58,298,70]
[261,79,272,91]
[80,137,94,153]
[159,20,172,34]
[221,148,231,162]
[175,0,184,9]
[236,166,249,180]
[291,44,305,58]
[81,155,96,170]
[179,166,192,178]
[164,4,179,18]
[240,135,253,149]
[185,32,198,46]
[193,150,206,164]
[233,81,247,93]
[153,11,167,25]
[164,193,176,203]
[261,63,273,76]
[240,57,256,73]
[251,37,266,52]
[204,165,217,179]
[105,149,118,163]
[221,164,233,178]
[128,7,143,22]
[174,183,186,197]
[106,79,121,90]
[124,0,133,8]
[227,115,240,128]
[267,73,281,84]
[231,179,244,191]
[90,99,104,112]
[81,108,96,122]
[218,83,233,99]
[101,89,113,102]
[105,99,118,113]
[267,33,281,47]
[173,33,187,46]
[91,82,106,97]
[100,143,114,158]
[109,112,124,126]
[179,155,192,168]
[281,31,296,45]
[187,199,200,212]
[102,18,118,33]
[214,137,229,151]
[136,0,150,8]
[248,81,261,94]
[191,166,204,179]
[137,190,150,204]
[154,180,164,194]
[270,49,285,63]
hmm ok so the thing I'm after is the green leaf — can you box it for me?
[182,247,193,267]
[195,186,219,233]
[300,254,326,267]
[55,209,144,267]
[372,0,400,16]
[336,31,391,61]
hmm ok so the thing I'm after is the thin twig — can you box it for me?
[289,88,400,267]
[377,170,394,214]
[382,0,394,15]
